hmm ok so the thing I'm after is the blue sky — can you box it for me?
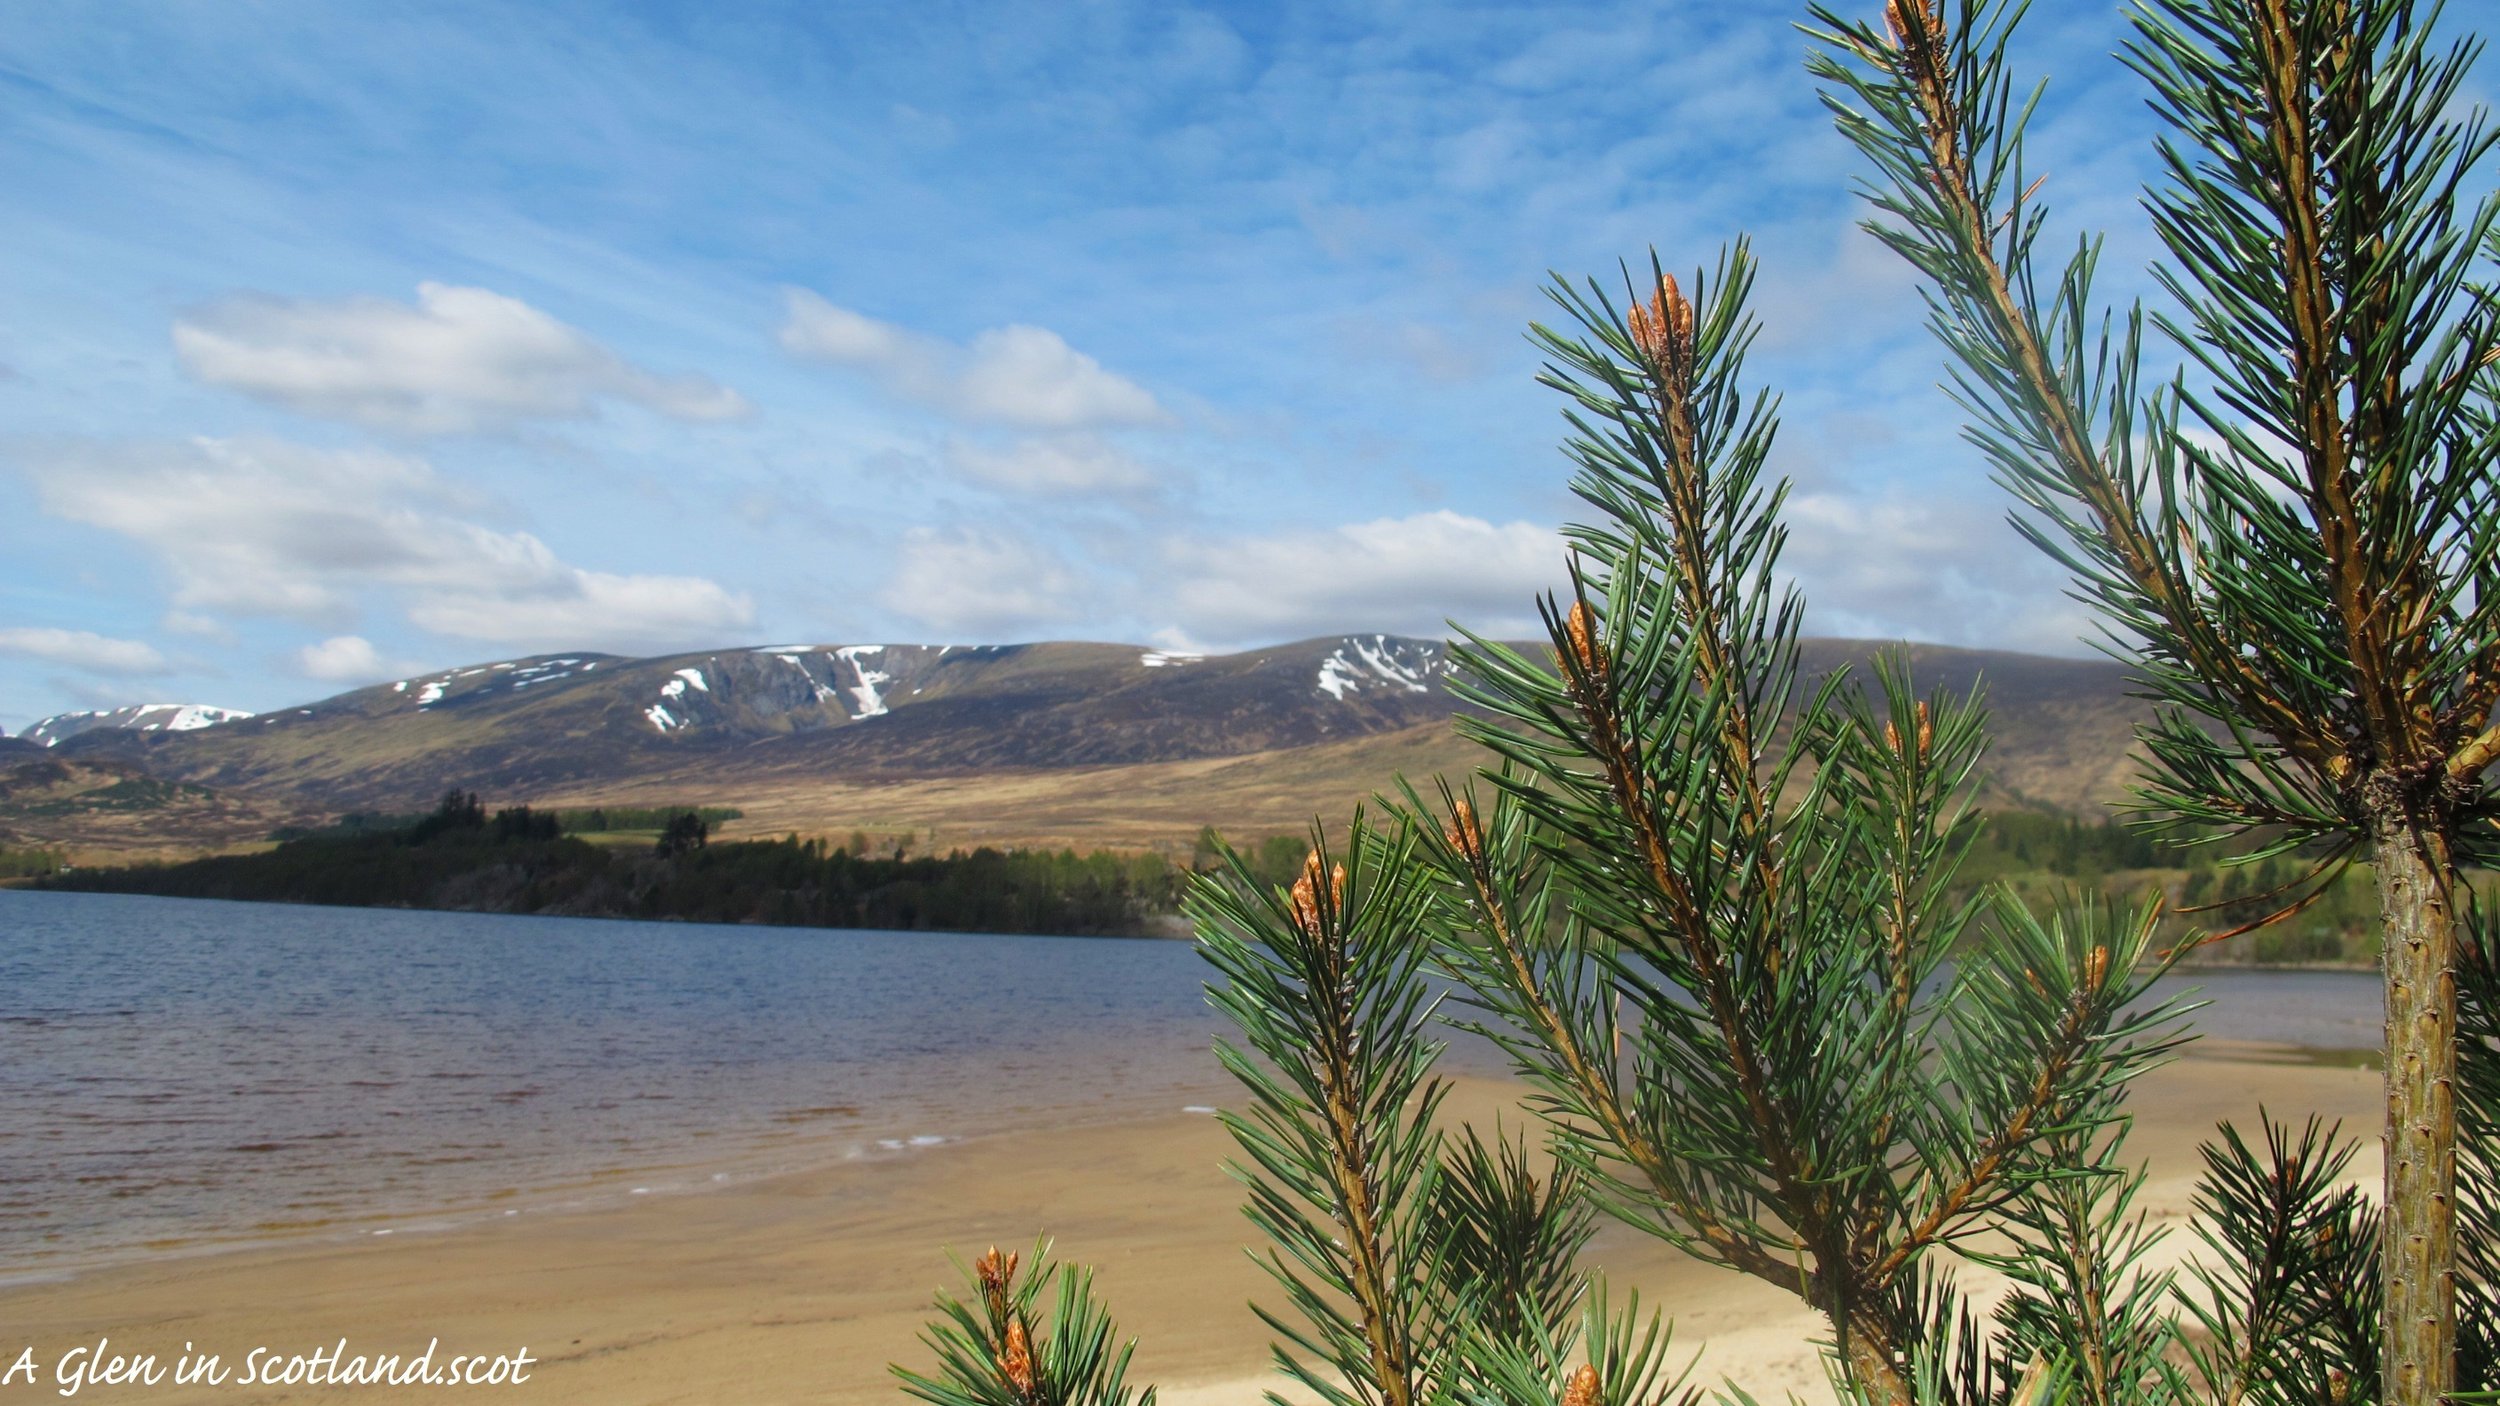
[2,2,2487,731]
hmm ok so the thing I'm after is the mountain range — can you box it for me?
[4,633,2154,859]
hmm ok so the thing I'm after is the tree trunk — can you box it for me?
[2373,814,2460,1406]
[1840,1330,1912,1406]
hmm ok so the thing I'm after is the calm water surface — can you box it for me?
[0,890,2386,1273]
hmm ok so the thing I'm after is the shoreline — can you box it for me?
[9,880,1195,943]
[7,1094,1247,1289]
[2,1048,2383,1404]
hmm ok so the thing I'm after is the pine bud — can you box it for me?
[1565,600,1606,678]
[1564,1363,1602,1406]
[1915,700,1932,757]
[975,1246,1018,1324]
[1289,849,1342,936]
[1884,720,1902,753]
[2085,944,2109,990]
[1884,0,1946,51]
[1446,798,1482,858]
[1000,1317,1037,1399]
[1627,273,1694,370]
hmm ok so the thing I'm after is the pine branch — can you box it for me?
[1192,818,1454,1406]
[894,1241,1156,1406]
[2177,1117,2379,1406]
[1432,236,2196,1406]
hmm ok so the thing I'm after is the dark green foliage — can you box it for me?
[1451,1286,1700,1406]
[894,1242,1154,1406]
[42,807,1188,938]
[1401,243,2195,1405]
[557,804,743,833]
[266,810,427,842]
[492,805,561,843]
[1424,1124,1595,1367]
[2179,1118,2382,1406]
[1806,0,2500,853]
[1192,819,1466,1405]
[1808,3,2500,1394]
[1189,819,1619,1405]
[654,810,708,858]
[407,788,486,843]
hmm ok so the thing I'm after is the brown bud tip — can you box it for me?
[975,1246,1013,1292]
[1883,720,1902,753]
[1915,700,1933,756]
[1884,0,1948,55]
[1566,600,1605,676]
[1289,848,1327,934]
[1663,271,1693,346]
[1445,798,1481,855]
[975,1246,1017,1321]
[1001,1317,1037,1397]
[1564,1364,1601,1406]
[1627,301,1660,360]
[2085,944,2109,990]
[1628,273,1694,368]
[1330,862,1347,906]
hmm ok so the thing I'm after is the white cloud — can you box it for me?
[174,282,750,435]
[0,627,170,676]
[779,290,1165,430]
[295,635,426,684]
[942,435,1156,494]
[879,528,1085,637]
[1167,510,1564,646]
[161,610,236,642]
[409,571,757,653]
[29,437,756,656]
[1782,490,2095,657]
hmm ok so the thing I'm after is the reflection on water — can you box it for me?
[0,891,2386,1271]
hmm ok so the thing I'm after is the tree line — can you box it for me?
[39,789,1189,938]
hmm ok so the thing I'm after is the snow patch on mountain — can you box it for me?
[648,667,713,730]
[834,646,891,719]
[21,703,255,747]
[1315,636,1452,701]
[1140,650,1203,668]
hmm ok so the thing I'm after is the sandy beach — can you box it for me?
[0,1045,2378,1405]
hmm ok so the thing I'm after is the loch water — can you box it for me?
[0,889,2386,1273]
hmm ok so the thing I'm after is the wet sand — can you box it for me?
[0,1045,2380,1404]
